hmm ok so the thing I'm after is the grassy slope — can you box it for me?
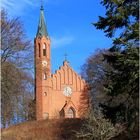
[1,119,83,140]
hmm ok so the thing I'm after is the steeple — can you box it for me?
[36,2,48,37]
[35,1,51,120]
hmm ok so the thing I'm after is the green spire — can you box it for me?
[36,4,48,37]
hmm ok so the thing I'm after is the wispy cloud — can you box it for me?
[51,36,75,49]
[1,0,62,16]
[1,0,39,16]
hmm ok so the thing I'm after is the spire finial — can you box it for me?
[63,52,69,66]
[64,52,68,61]
[41,0,44,10]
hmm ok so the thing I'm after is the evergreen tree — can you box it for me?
[93,0,139,135]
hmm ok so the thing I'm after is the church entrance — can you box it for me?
[66,107,76,118]
[60,107,76,118]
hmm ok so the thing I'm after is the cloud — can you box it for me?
[51,36,75,49]
[1,0,39,16]
[1,0,62,16]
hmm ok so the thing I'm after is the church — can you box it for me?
[35,5,88,120]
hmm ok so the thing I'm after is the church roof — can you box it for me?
[36,5,48,37]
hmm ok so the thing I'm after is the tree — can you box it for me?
[93,0,138,46]
[76,108,125,140]
[79,50,125,140]
[1,62,34,128]
[92,0,139,136]
[1,9,33,69]
[78,84,90,117]
[81,50,112,107]
[1,9,34,128]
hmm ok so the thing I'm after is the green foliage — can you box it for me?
[82,0,139,137]
[93,0,138,39]
[101,46,139,130]
[92,0,139,136]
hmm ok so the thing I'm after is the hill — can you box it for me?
[1,119,83,140]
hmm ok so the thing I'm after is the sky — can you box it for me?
[1,0,112,74]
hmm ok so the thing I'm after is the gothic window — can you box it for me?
[38,43,41,57]
[43,72,47,80]
[43,43,46,56]
[66,107,76,118]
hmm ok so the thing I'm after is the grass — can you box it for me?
[1,119,84,140]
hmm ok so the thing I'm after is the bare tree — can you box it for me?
[1,9,33,70]
[1,62,34,127]
[81,49,113,107]
[76,108,125,140]
[1,9,34,128]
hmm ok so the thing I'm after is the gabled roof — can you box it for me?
[51,60,86,91]
[36,5,48,37]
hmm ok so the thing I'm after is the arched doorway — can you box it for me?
[60,109,65,118]
[66,107,76,118]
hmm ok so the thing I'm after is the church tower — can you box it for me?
[34,3,89,120]
[34,5,51,120]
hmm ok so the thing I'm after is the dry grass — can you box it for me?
[1,119,83,140]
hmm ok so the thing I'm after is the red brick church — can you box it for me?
[35,5,88,120]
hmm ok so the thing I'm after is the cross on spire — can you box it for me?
[63,52,69,66]
[41,0,44,10]
[64,52,68,61]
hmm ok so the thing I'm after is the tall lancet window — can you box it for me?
[38,43,41,57]
[43,72,47,80]
[43,43,46,56]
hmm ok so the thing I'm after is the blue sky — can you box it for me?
[1,0,112,74]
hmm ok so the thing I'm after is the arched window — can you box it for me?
[43,72,47,80]
[38,43,41,57]
[66,107,76,118]
[43,43,46,56]
[44,92,47,96]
